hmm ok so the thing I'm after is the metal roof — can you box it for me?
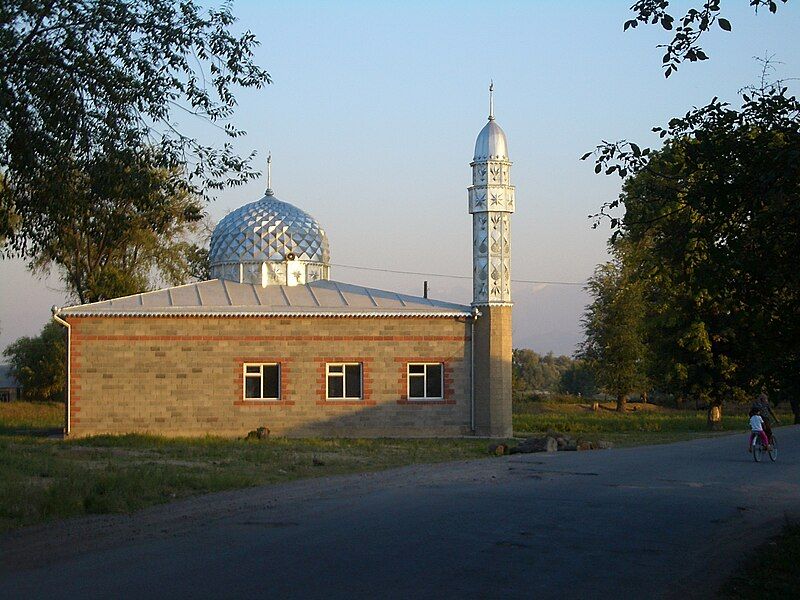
[56,279,473,318]
[474,119,509,162]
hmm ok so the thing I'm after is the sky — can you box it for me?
[1,0,798,356]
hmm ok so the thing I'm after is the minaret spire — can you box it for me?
[488,80,494,121]
[265,152,273,196]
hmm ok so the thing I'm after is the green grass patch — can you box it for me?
[0,416,499,532]
[720,524,800,598]
[513,410,748,434]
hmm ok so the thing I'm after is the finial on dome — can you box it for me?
[488,80,494,121]
[265,152,274,196]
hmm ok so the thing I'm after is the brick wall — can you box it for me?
[67,316,472,438]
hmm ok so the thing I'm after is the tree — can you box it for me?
[512,349,574,395]
[3,321,66,403]
[559,360,598,397]
[1,0,269,259]
[586,80,800,425]
[624,0,789,77]
[578,256,648,412]
[24,149,205,303]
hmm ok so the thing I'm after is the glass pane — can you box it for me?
[328,375,344,398]
[409,364,425,374]
[345,364,362,398]
[245,365,260,374]
[328,364,343,373]
[426,364,443,398]
[263,364,280,399]
[409,375,425,398]
[245,376,261,399]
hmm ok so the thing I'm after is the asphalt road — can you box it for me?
[2,428,800,599]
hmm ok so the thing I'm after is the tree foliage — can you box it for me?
[0,0,269,257]
[559,359,598,397]
[3,321,66,403]
[624,0,788,77]
[23,150,206,303]
[585,80,800,423]
[511,349,590,395]
[578,255,648,411]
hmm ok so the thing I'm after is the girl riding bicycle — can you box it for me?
[748,407,771,452]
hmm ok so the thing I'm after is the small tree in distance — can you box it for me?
[578,257,648,412]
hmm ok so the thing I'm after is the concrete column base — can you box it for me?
[472,305,513,438]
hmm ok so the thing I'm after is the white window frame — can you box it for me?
[243,363,281,401]
[407,363,444,400]
[326,362,363,400]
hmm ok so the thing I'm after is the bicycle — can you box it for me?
[751,432,778,462]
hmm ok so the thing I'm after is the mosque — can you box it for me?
[53,90,516,438]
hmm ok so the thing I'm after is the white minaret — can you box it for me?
[469,83,514,438]
[468,82,515,306]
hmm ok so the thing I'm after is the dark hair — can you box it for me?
[749,407,759,417]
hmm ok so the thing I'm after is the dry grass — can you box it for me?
[0,401,64,433]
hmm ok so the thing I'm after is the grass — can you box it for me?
[0,401,64,433]
[720,523,800,598]
[0,403,500,532]
[1,399,792,533]
[511,399,796,447]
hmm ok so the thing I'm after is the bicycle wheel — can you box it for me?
[769,436,778,462]
[753,440,762,462]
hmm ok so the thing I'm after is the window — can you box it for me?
[243,363,280,400]
[326,363,362,400]
[407,363,443,399]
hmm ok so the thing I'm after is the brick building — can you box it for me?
[53,90,516,438]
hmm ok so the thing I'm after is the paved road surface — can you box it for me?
[2,428,800,599]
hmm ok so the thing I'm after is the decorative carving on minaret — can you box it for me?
[468,82,515,306]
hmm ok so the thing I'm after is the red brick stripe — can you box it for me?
[74,334,468,342]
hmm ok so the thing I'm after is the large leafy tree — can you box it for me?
[0,0,269,258]
[24,149,206,303]
[587,82,800,424]
[578,255,648,412]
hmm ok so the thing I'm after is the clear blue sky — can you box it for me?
[1,0,798,355]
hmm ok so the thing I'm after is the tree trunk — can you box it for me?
[616,393,626,412]
[791,398,800,425]
[707,400,723,431]
[675,395,685,409]
[641,391,648,404]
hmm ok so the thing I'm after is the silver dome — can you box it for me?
[209,193,330,286]
[473,119,509,161]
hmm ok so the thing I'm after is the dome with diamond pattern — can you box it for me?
[209,193,330,286]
